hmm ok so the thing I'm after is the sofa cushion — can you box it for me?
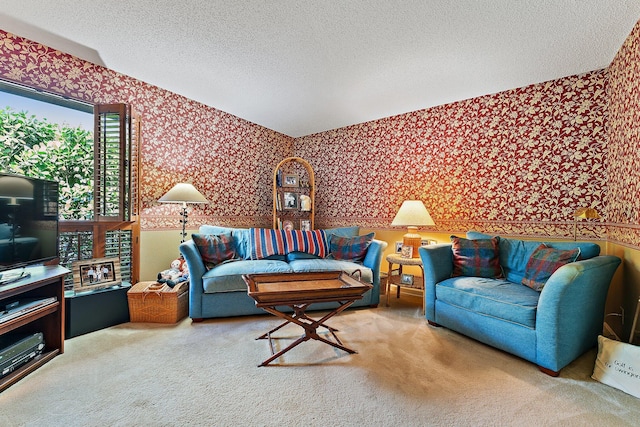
[250,228,287,260]
[450,236,501,278]
[199,225,252,260]
[202,259,293,293]
[328,232,374,262]
[436,276,540,328]
[284,229,328,258]
[288,259,373,284]
[521,244,580,291]
[466,231,600,283]
[286,251,322,261]
[192,232,236,269]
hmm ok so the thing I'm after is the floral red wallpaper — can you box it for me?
[297,70,609,240]
[0,29,292,230]
[1,23,640,247]
[607,20,640,249]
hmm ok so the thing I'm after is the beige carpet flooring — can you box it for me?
[1,293,639,426]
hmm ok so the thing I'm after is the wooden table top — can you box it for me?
[244,271,372,306]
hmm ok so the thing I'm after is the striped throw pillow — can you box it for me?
[250,228,288,260]
[284,229,328,258]
[192,232,236,269]
[451,236,501,278]
[328,232,374,262]
[521,244,580,291]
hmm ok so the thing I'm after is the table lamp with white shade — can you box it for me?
[158,183,209,242]
[391,200,435,258]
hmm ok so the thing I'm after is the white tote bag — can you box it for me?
[592,335,640,399]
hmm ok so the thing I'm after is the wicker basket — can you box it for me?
[127,281,189,323]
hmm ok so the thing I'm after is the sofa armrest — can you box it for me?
[419,244,453,322]
[179,239,207,319]
[536,255,621,371]
[362,239,388,305]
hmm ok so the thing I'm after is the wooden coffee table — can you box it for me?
[243,271,372,366]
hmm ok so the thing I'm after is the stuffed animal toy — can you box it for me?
[300,195,312,211]
[179,262,189,282]
[157,257,189,288]
[157,258,182,287]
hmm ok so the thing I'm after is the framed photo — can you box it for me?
[395,242,403,253]
[300,219,311,231]
[401,273,414,285]
[72,257,121,292]
[401,245,413,258]
[421,239,438,247]
[283,192,298,209]
[283,174,299,187]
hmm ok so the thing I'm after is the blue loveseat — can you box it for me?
[419,231,621,376]
[180,225,387,320]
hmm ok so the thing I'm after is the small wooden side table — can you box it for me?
[385,254,424,313]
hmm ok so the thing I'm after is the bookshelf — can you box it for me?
[273,157,315,230]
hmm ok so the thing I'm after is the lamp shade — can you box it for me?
[573,207,600,219]
[391,200,435,227]
[391,200,434,258]
[158,183,208,205]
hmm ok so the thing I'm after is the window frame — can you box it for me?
[1,80,140,285]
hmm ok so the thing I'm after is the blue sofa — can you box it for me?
[180,225,387,320]
[419,231,621,376]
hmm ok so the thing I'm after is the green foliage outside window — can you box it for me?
[0,106,94,219]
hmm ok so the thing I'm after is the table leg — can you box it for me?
[385,260,393,307]
[256,301,356,366]
[419,265,425,315]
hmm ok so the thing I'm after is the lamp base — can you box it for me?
[402,226,421,258]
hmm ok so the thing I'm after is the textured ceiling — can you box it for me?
[1,1,640,137]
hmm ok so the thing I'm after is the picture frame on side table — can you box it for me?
[395,242,403,253]
[283,192,298,209]
[300,219,311,231]
[401,273,414,285]
[283,174,299,187]
[401,245,413,258]
[72,256,122,293]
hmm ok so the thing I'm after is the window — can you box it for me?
[0,81,140,288]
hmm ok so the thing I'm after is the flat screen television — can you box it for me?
[0,173,59,277]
